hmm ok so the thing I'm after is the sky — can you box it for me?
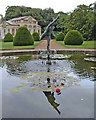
[0,0,96,16]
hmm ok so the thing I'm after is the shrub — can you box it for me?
[32,32,40,41]
[56,32,64,41]
[3,33,13,42]
[13,27,34,46]
[64,30,84,45]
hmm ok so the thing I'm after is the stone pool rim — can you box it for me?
[0,49,96,55]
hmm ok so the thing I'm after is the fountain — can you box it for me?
[40,14,71,63]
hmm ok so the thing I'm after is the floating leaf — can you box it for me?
[10,83,28,93]
[11,88,19,93]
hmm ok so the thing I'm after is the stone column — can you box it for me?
[40,27,41,35]
[14,28,16,37]
[38,27,41,35]
[10,28,12,35]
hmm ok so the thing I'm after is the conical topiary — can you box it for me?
[13,27,34,46]
[3,33,13,42]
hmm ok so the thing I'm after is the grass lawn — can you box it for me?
[0,41,41,50]
[55,40,96,49]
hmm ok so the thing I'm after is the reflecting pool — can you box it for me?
[0,53,95,118]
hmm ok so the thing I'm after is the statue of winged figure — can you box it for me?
[40,14,60,61]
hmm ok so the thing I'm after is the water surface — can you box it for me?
[0,54,95,118]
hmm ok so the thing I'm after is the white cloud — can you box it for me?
[0,0,95,16]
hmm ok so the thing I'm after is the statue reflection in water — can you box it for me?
[43,91,61,114]
[42,66,61,114]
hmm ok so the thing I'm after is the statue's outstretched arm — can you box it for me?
[46,14,60,29]
[40,30,46,40]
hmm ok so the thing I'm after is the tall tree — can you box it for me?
[64,3,95,40]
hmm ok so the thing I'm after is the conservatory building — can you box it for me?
[0,16,41,39]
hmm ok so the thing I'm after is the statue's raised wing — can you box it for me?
[45,14,60,31]
[40,14,60,40]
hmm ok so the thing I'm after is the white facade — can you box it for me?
[0,16,41,39]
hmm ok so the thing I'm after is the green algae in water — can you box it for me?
[10,72,80,93]
[11,88,19,93]
[19,72,81,92]
[11,82,28,93]
[17,55,32,62]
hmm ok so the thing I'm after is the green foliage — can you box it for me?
[13,27,34,46]
[3,33,13,42]
[56,12,68,32]
[3,3,96,41]
[64,3,95,41]
[56,32,64,41]
[64,30,84,45]
[32,32,40,41]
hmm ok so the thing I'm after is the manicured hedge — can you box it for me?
[64,30,84,45]
[13,27,34,46]
[56,32,64,41]
[32,32,40,41]
[3,33,13,42]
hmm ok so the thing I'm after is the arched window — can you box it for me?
[8,29,10,33]
[33,28,36,32]
[12,29,15,36]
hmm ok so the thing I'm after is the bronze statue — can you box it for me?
[40,14,60,62]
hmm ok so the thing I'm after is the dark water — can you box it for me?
[0,54,95,118]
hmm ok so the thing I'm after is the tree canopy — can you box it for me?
[64,3,95,40]
[3,2,96,41]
